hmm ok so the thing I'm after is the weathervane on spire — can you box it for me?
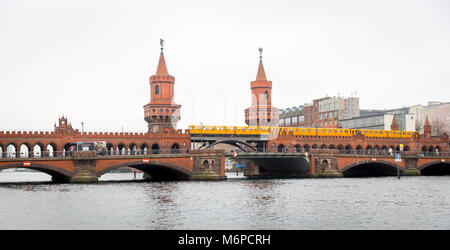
[258,47,263,61]
[160,38,165,51]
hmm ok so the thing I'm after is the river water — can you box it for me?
[0,171,449,229]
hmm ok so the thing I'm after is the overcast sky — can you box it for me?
[1,0,449,132]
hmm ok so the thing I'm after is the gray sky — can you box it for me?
[1,0,449,132]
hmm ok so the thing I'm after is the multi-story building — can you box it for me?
[339,108,416,131]
[279,95,359,128]
[279,106,304,126]
[424,102,450,135]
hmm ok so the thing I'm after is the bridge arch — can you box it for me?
[203,140,256,152]
[171,143,180,154]
[341,160,404,177]
[17,142,32,158]
[129,143,138,155]
[345,145,352,154]
[96,160,191,180]
[356,145,363,154]
[0,163,72,182]
[419,161,450,175]
[277,144,286,152]
[6,143,18,158]
[45,143,57,157]
[151,143,160,154]
[33,143,45,158]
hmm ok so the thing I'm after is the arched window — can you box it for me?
[155,85,159,95]
[264,91,268,100]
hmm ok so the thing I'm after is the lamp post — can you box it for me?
[200,122,204,150]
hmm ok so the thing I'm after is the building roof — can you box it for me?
[156,51,168,75]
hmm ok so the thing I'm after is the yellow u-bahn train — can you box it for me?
[188,125,417,139]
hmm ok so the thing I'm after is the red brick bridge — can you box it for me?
[235,150,450,178]
[0,150,226,183]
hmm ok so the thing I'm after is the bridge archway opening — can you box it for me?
[356,145,363,154]
[204,140,256,152]
[374,145,380,154]
[320,144,327,150]
[421,162,450,176]
[0,145,3,158]
[337,145,344,153]
[366,145,373,155]
[277,144,285,153]
[435,146,441,156]
[256,142,265,152]
[329,144,336,150]
[6,144,17,158]
[98,161,190,180]
[303,144,310,152]
[320,160,329,171]
[33,143,44,158]
[171,143,180,154]
[106,143,115,155]
[129,143,138,155]
[46,143,57,157]
[19,143,31,158]
[140,144,148,155]
[151,143,160,154]
[294,144,301,152]
[345,145,352,154]
[343,162,401,177]
[0,163,72,183]
[117,143,126,155]
[63,143,76,156]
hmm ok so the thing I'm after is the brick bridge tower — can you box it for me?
[245,48,279,127]
[390,115,399,131]
[144,39,181,133]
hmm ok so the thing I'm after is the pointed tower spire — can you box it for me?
[156,38,168,75]
[423,116,432,136]
[256,47,267,81]
[391,115,399,131]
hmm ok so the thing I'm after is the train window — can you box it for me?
[328,130,332,133]
[339,130,343,133]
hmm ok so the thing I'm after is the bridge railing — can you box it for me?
[242,148,450,157]
[0,148,194,159]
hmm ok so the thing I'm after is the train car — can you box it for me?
[188,124,417,139]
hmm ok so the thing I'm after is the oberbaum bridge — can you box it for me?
[1,42,450,183]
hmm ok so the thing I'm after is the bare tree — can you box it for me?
[415,120,422,133]
[431,118,449,136]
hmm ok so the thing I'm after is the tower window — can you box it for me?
[155,85,159,95]
[264,91,268,100]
